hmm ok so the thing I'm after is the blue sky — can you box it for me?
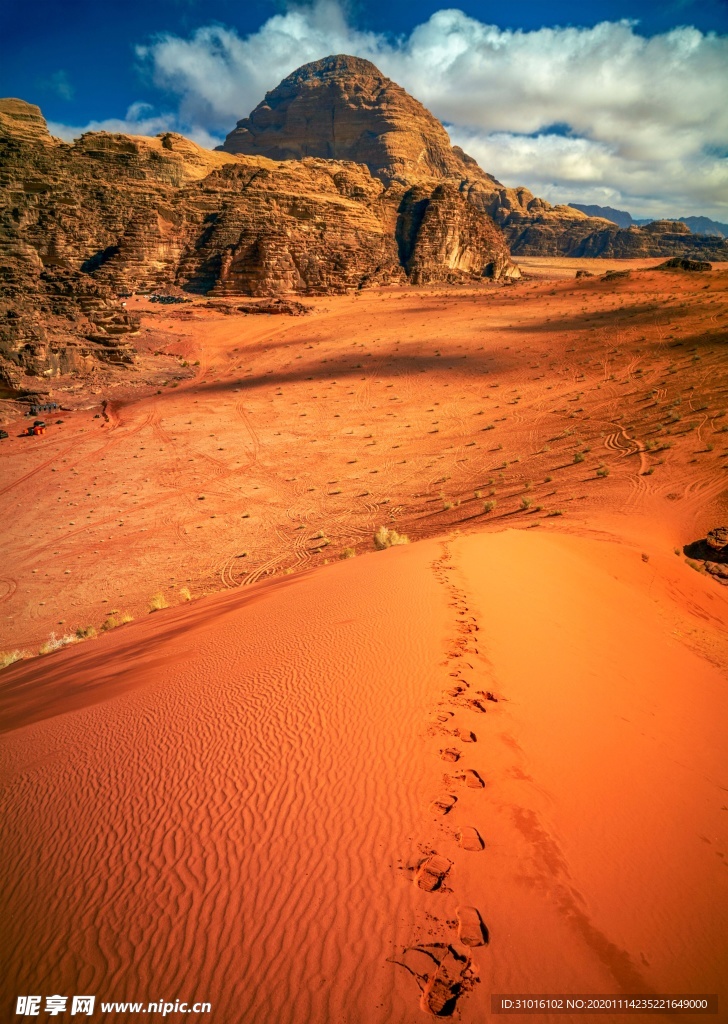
[2,0,727,219]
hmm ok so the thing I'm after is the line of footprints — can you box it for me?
[396,545,499,1017]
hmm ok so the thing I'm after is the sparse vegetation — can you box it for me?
[340,547,356,559]
[373,526,409,549]
[149,593,169,612]
[179,587,192,602]
[574,452,585,463]
[520,497,532,510]
[39,632,78,655]
[75,625,97,639]
[102,612,134,631]
[483,500,496,513]
[1,650,28,670]
[596,465,610,477]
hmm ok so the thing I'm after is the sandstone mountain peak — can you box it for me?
[220,54,482,184]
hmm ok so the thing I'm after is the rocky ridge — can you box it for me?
[3,54,727,387]
[0,87,516,387]
[221,56,728,263]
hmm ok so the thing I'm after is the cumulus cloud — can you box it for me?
[57,1,728,218]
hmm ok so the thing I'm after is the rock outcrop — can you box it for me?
[684,527,728,585]
[220,55,486,186]
[220,56,728,263]
[3,54,726,386]
[0,83,516,385]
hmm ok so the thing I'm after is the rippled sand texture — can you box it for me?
[1,529,726,1021]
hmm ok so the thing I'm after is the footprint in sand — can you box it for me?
[432,794,457,815]
[469,699,488,714]
[440,748,461,762]
[435,712,454,723]
[456,906,488,947]
[415,854,452,891]
[447,686,466,697]
[457,769,485,789]
[458,729,477,743]
[394,944,473,1018]
[457,826,484,851]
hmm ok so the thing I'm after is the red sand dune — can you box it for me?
[1,260,727,1020]
[1,527,726,1021]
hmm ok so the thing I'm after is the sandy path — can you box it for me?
[1,527,726,1021]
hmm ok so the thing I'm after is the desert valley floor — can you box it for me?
[1,258,727,1021]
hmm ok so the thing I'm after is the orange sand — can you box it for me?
[1,259,727,1020]
[1,261,726,651]
[0,529,726,1021]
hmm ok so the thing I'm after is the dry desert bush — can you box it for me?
[149,593,169,612]
[102,612,134,631]
[373,525,409,550]
[39,632,78,655]
[1,650,28,670]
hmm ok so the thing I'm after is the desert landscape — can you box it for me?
[1,33,727,1024]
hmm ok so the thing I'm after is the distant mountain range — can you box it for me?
[569,204,728,238]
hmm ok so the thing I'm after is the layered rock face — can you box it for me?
[221,56,727,263]
[220,55,486,185]
[500,206,728,259]
[0,81,515,385]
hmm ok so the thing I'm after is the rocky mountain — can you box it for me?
[220,55,486,185]
[569,203,634,228]
[2,54,727,388]
[570,203,728,240]
[669,216,728,238]
[220,56,728,262]
[0,89,516,388]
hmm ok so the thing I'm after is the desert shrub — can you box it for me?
[474,490,482,499]
[596,465,610,477]
[574,452,585,464]
[179,587,192,602]
[101,611,133,630]
[520,497,532,510]
[373,526,409,550]
[75,625,97,639]
[39,632,77,655]
[547,510,564,517]
[149,593,168,612]
[340,547,356,559]
[1,650,28,670]
[483,500,496,513]
[443,502,453,511]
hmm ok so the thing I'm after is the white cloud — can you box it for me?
[56,2,728,219]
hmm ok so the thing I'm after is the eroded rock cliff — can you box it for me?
[221,56,728,264]
[0,86,514,386]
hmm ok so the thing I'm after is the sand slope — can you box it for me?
[1,528,726,1021]
[2,263,727,652]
